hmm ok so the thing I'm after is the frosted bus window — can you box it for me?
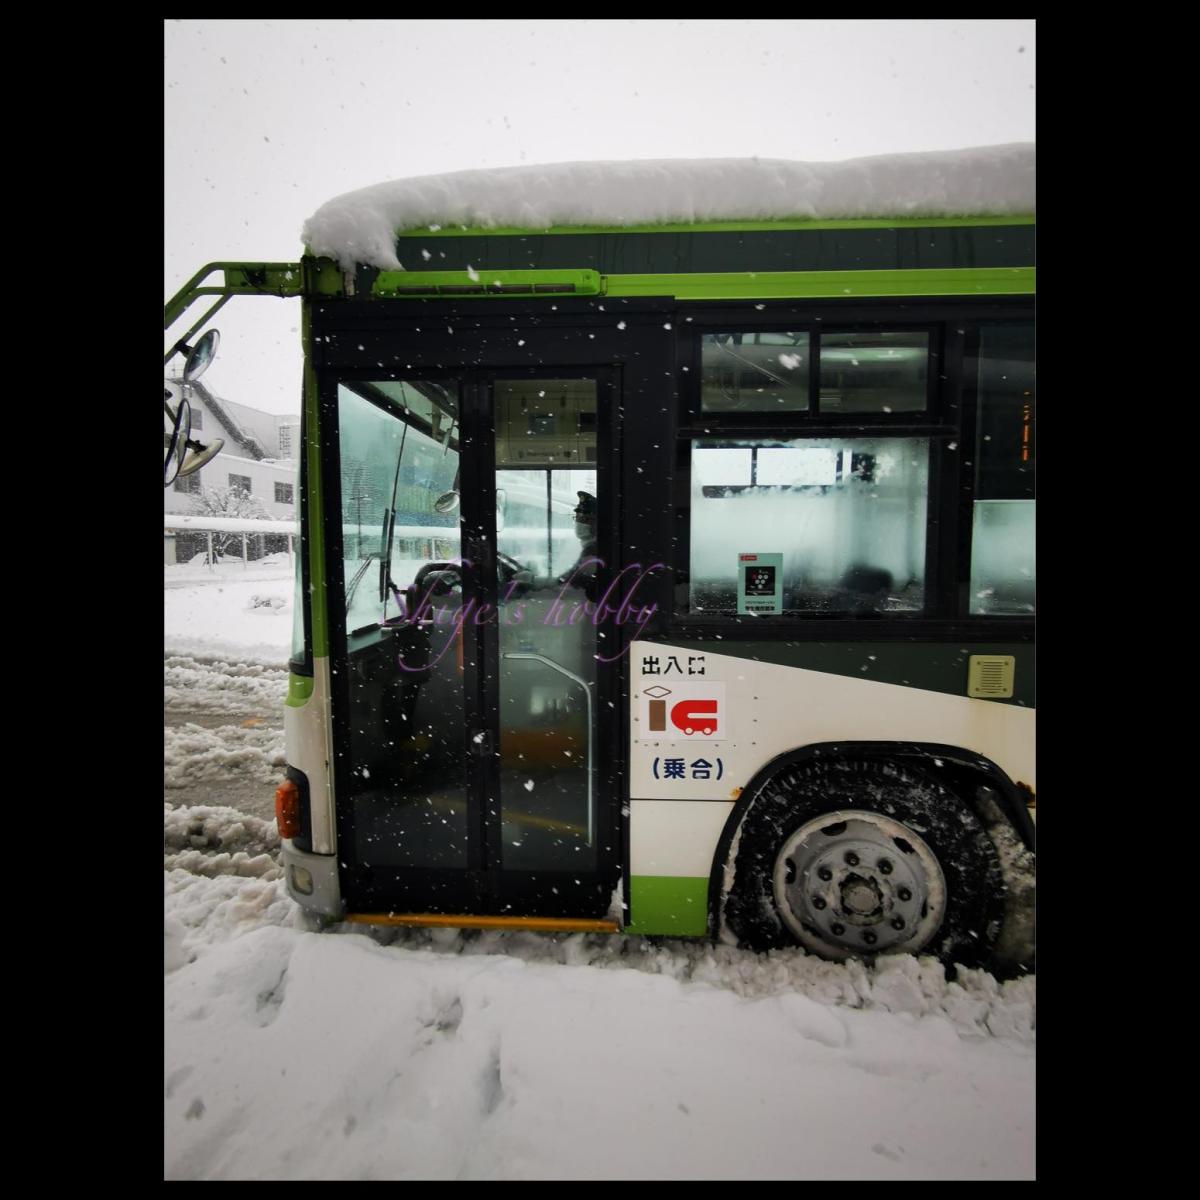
[970,502,1034,614]
[969,325,1034,615]
[819,331,928,413]
[701,332,810,413]
[693,447,752,487]
[687,437,929,615]
[756,446,838,487]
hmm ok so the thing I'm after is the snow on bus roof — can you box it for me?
[303,144,1034,271]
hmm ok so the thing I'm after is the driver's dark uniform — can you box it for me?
[554,491,600,602]
[556,536,600,602]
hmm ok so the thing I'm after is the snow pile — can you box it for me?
[356,924,1034,1045]
[164,576,292,662]
[165,889,1034,1180]
[164,724,286,788]
[164,803,281,858]
[163,790,1034,1181]
[303,144,1035,271]
[164,803,281,883]
[164,653,289,714]
[165,871,291,972]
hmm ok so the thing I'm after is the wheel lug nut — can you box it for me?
[878,859,893,874]
[897,887,912,901]
[844,851,859,866]
[891,917,905,930]
[830,923,845,936]
[818,866,833,881]
[812,896,826,910]
[862,931,877,945]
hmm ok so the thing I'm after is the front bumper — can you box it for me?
[280,839,344,918]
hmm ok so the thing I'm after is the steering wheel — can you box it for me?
[413,554,529,599]
[413,561,463,597]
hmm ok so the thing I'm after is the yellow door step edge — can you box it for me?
[344,913,619,933]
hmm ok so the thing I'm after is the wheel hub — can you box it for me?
[772,811,947,959]
[840,875,882,918]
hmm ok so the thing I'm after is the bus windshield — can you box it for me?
[338,380,460,634]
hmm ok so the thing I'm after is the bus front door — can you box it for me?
[331,370,620,922]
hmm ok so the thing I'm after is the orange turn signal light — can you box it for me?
[275,778,301,839]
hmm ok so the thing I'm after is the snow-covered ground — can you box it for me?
[165,571,1034,1180]
[164,560,294,664]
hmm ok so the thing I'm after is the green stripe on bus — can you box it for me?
[604,267,1034,300]
[371,268,602,298]
[396,215,1036,238]
[359,266,1034,303]
[626,876,710,937]
[286,673,314,706]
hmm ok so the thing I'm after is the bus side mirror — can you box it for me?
[163,391,191,487]
[434,465,461,513]
[182,329,220,382]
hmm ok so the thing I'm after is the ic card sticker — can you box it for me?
[636,681,726,742]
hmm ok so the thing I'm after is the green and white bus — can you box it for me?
[166,162,1035,972]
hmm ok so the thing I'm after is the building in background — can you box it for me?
[164,378,300,565]
[164,377,299,517]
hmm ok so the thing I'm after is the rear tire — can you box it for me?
[722,757,1005,970]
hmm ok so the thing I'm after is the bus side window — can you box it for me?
[685,437,929,616]
[968,325,1035,616]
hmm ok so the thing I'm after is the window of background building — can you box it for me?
[229,474,252,494]
[275,482,294,504]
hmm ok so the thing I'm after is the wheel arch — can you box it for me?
[705,740,1034,940]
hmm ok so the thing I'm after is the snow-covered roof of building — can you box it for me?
[173,378,269,461]
[220,396,289,459]
[303,144,1034,271]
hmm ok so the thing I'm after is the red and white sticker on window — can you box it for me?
[636,681,726,742]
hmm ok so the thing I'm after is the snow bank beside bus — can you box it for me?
[165,865,1034,1180]
[303,144,1035,271]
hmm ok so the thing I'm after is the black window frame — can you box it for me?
[274,480,295,505]
[956,319,1036,619]
[675,306,952,625]
[320,361,624,917]
[691,317,941,425]
[288,400,313,678]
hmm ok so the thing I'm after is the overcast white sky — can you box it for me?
[165,19,1035,417]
